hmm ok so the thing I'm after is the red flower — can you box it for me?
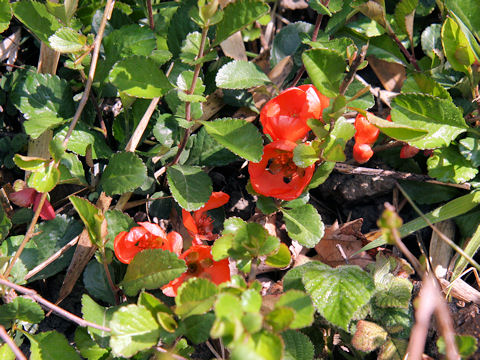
[354,113,379,145]
[387,115,420,159]
[353,143,374,164]
[9,188,55,220]
[162,244,230,297]
[249,140,315,201]
[260,84,330,142]
[182,192,230,244]
[114,222,183,264]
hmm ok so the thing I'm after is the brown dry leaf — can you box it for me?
[313,219,374,268]
[367,56,406,92]
[220,31,247,61]
[56,192,112,305]
[281,0,308,10]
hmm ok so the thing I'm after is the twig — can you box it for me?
[371,140,403,153]
[334,163,471,190]
[389,32,420,71]
[146,0,155,30]
[406,275,459,360]
[0,278,111,332]
[62,0,115,148]
[154,346,188,360]
[339,44,368,95]
[0,325,26,360]
[24,236,80,281]
[206,340,223,359]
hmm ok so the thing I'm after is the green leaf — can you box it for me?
[175,278,218,318]
[252,331,283,360]
[293,143,319,168]
[0,344,14,360]
[81,295,116,348]
[459,137,480,167]
[308,161,335,189]
[345,78,375,109]
[390,93,468,149]
[214,0,269,46]
[265,243,292,268]
[183,313,216,344]
[11,72,75,139]
[378,338,408,360]
[270,22,314,67]
[352,320,388,352]
[401,73,452,100]
[201,118,263,161]
[109,56,172,98]
[373,255,413,308]
[355,0,388,29]
[302,48,346,98]
[444,0,480,52]
[281,204,324,248]
[276,290,314,329]
[437,334,478,358]
[83,260,116,305]
[100,152,147,196]
[282,330,315,360]
[368,34,408,65]
[360,111,428,141]
[361,192,480,250]
[441,17,476,73]
[216,60,271,89]
[421,23,443,60]
[54,123,113,159]
[74,327,109,360]
[13,1,61,44]
[0,206,11,243]
[167,165,212,211]
[394,0,418,41]
[121,249,186,296]
[0,297,44,326]
[266,306,295,332]
[49,27,87,53]
[104,210,135,250]
[0,0,12,33]
[13,154,47,172]
[241,289,262,313]
[283,261,329,292]
[69,195,103,246]
[427,146,478,183]
[58,152,87,185]
[215,292,243,319]
[303,265,375,330]
[185,127,239,166]
[110,304,161,358]
[27,163,60,193]
[176,70,206,103]
[180,31,217,65]
[28,331,81,360]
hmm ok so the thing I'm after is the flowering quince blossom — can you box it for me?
[114,222,183,264]
[162,244,230,297]
[386,115,420,159]
[182,191,230,244]
[260,84,330,142]
[9,187,55,220]
[249,140,315,201]
[353,113,380,164]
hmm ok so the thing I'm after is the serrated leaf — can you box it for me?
[201,118,263,161]
[82,295,117,348]
[352,320,388,352]
[49,27,87,53]
[185,127,239,166]
[13,154,47,172]
[265,243,291,268]
[109,56,172,98]
[302,48,346,98]
[441,17,476,73]
[27,163,60,193]
[276,290,314,329]
[459,137,480,167]
[28,331,81,360]
[401,73,452,100]
[214,0,269,46]
[54,123,113,159]
[74,327,109,360]
[378,338,408,360]
[283,261,329,291]
[176,70,206,103]
[427,146,478,183]
[266,306,295,332]
[390,93,468,149]
[270,22,314,67]
[215,292,243,319]
[0,0,12,33]
[176,278,218,318]
[394,0,418,42]
[0,297,44,326]
[293,143,318,168]
[282,330,315,360]
[11,72,75,139]
[121,249,186,296]
[183,313,215,344]
[69,195,104,246]
[303,265,375,330]
[13,1,61,44]
[100,152,147,196]
[84,260,116,305]
[281,204,324,248]
[216,60,271,89]
[421,23,443,60]
[110,304,161,358]
[167,165,212,211]
[180,31,217,65]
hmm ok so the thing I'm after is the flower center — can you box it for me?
[267,150,299,181]
[138,234,163,250]
[195,214,214,236]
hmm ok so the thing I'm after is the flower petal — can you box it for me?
[9,188,36,208]
[33,193,56,220]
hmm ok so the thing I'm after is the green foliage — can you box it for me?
[0,297,44,326]
[121,249,187,296]
[12,1,61,44]
[427,146,478,183]
[175,278,218,318]
[282,330,315,360]
[437,334,478,358]
[0,0,11,33]
[69,196,104,247]
[49,27,87,53]
[216,60,271,89]
[27,331,81,360]
[441,17,476,73]
[281,204,324,248]
[167,164,212,211]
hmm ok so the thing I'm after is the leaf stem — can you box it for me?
[389,31,420,71]
[146,0,155,30]
[101,249,120,305]
[0,325,26,360]
[339,44,368,95]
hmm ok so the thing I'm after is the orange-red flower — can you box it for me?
[260,84,330,142]
[162,244,230,297]
[114,222,183,264]
[182,192,230,244]
[9,187,55,220]
[249,140,315,201]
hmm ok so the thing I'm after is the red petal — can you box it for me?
[9,188,36,208]
[166,231,183,256]
[353,142,374,164]
[114,231,138,264]
[33,194,56,220]
[199,192,230,213]
[400,144,420,159]
[354,114,379,145]
[138,222,166,238]
[182,209,199,235]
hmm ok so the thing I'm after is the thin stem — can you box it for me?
[0,277,111,332]
[0,325,26,360]
[339,44,368,95]
[248,258,259,283]
[206,340,223,359]
[146,0,155,30]
[4,192,47,278]
[62,0,115,148]
[102,250,120,305]
[389,32,420,71]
